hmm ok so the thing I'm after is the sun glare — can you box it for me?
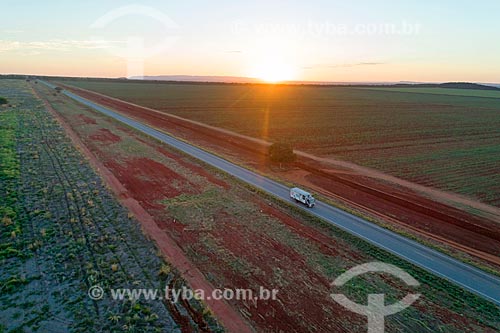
[250,60,297,83]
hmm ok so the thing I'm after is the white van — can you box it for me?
[290,187,315,208]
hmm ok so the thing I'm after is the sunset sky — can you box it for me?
[1,0,500,83]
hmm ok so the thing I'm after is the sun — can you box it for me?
[249,59,297,83]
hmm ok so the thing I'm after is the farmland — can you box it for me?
[361,87,500,98]
[29,80,500,332]
[0,80,221,332]
[60,80,500,207]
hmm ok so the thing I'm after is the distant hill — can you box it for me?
[438,82,500,90]
[364,82,500,91]
[483,83,500,89]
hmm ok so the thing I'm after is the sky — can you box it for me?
[1,0,500,83]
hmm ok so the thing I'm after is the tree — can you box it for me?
[0,97,7,105]
[268,142,296,169]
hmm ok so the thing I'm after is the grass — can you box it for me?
[0,110,19,180]
[0,107,26,271]
[58,79,500,207]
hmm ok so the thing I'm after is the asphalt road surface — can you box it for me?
[40,80,500,307]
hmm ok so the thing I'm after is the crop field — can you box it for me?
[0,80,221,332]
[361,87,500,98]
[31,80,500,332]
[59,80,500,207]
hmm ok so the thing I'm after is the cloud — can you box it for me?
[2,29,24,34]
[352,62,384,66]
[303,62,384,69]
[0,39,124,53]
[18,50,42,57]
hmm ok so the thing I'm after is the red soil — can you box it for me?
[103,157,198,209]
[135,136,231,190]
[89,128,121,143]
[302,171,500,256]
[78,114,97,125]
[60,83,500,269]
[208,217,357,332]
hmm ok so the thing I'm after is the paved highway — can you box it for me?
[40,80,500,307]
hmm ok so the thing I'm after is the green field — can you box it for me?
[59,80,500,206]
[361,87,500,98]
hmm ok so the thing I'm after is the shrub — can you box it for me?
[269,142,296,168]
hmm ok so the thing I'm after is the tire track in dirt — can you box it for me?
[18,112,86,327]
[31,103,104,317]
